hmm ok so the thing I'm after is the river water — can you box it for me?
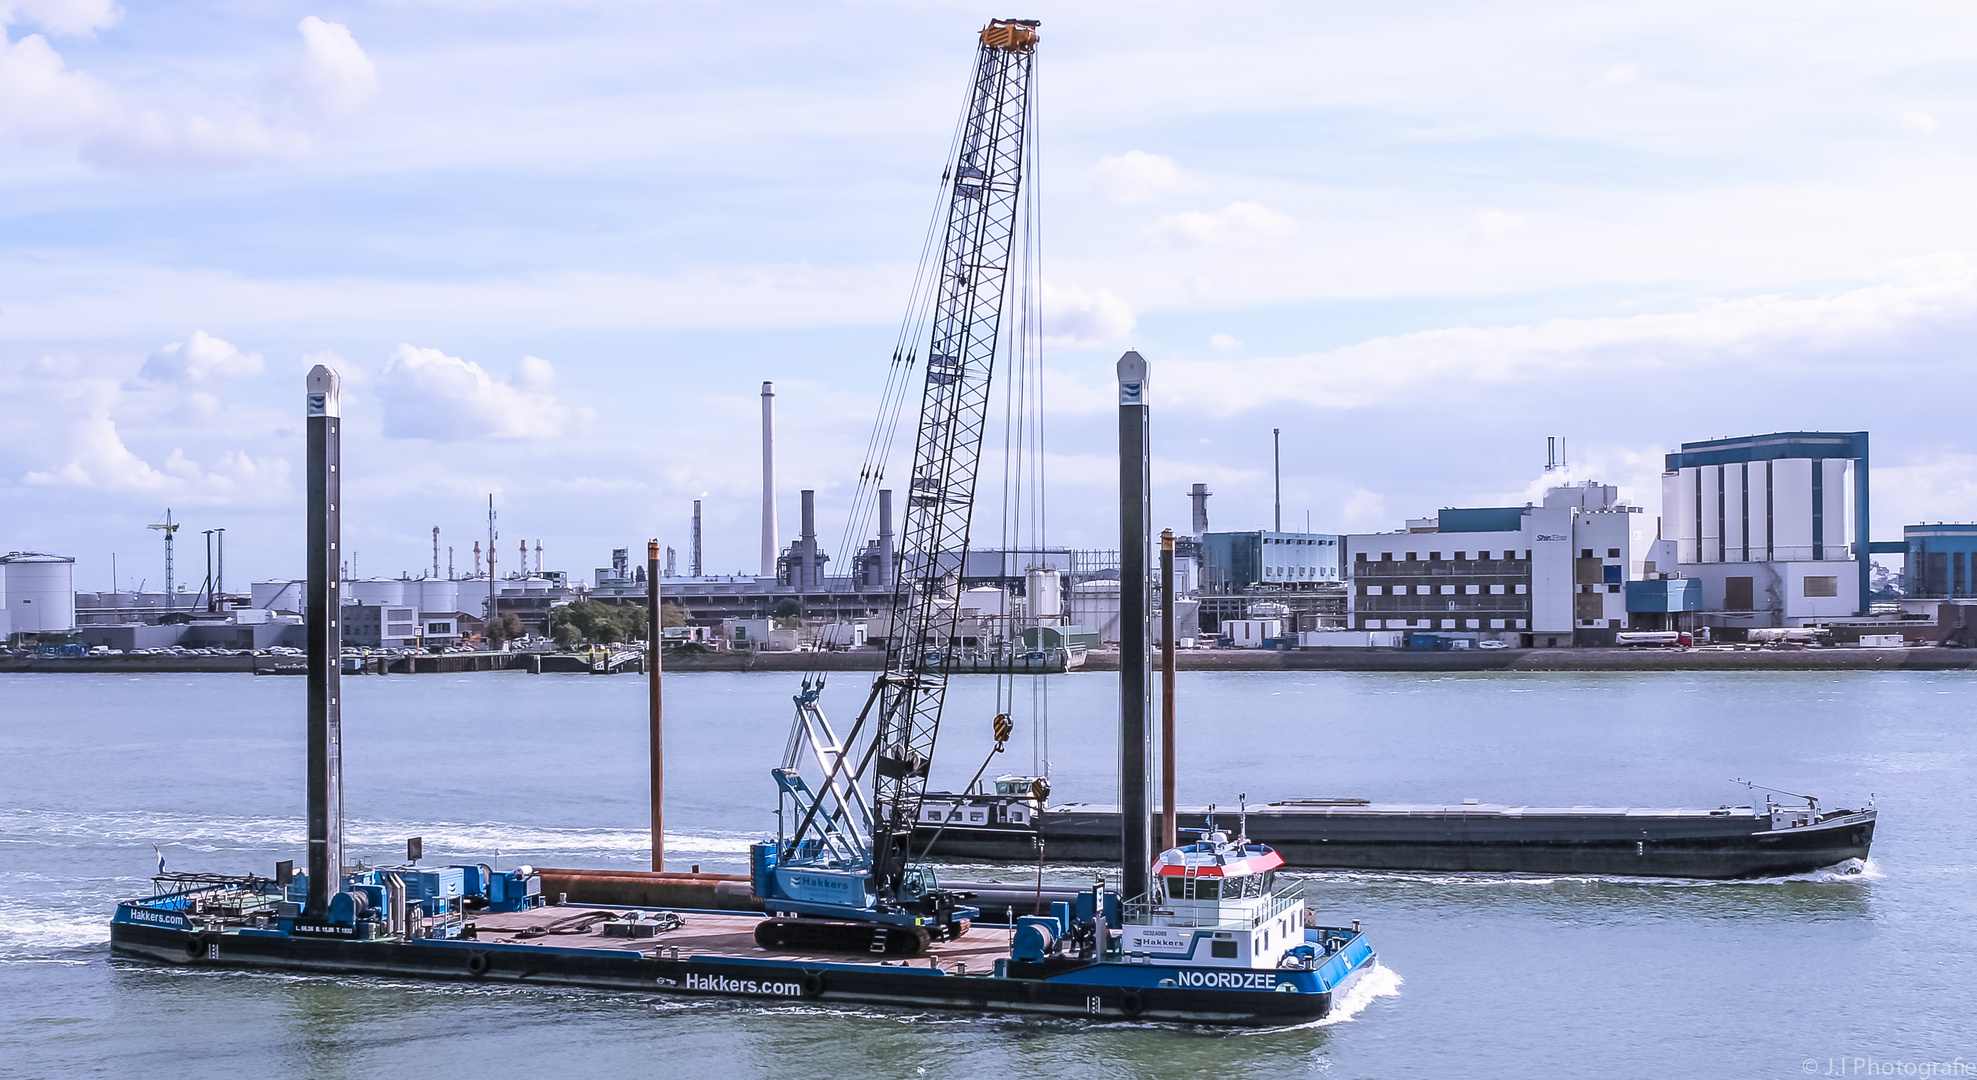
[2,669,1972,1078]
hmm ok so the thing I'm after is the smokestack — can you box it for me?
[535,540,543,577]
[473,540,482,578]
[432,527,440,579]
[761,382,777,577]
[879,487,894,542]
[691,500,703,578]
[799,489,818,590]
[519,538,528,578]
[1189,483,1212,540]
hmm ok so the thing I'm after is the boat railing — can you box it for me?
[1121,887,1303,931]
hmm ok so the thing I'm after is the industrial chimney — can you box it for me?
[1189,483,1212,540]
[761,382,777,577]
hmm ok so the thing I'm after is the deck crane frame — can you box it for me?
[753,18,1040,952]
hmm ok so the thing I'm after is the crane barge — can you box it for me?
[107,18,1381,1026]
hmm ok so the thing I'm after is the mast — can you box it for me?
[304,365,344,917]
[1118,351,1152,901]
[865,18,1040,902]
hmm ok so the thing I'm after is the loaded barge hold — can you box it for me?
[913,781,1875,879]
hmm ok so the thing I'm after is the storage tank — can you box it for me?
[251,579,306,612]
[1,553,77,634]
[345,579,406,607]
[1025,567,1062,620]
[414,579,459,616]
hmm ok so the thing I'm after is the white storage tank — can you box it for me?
[414,579,460,616]
[1025,567,1063,619]
[345,579,406,607]
[1,552,77,634]
[251,579,306,613]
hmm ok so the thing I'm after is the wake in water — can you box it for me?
[1241,962,1403,1034]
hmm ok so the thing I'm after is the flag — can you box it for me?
[154,845,165,875]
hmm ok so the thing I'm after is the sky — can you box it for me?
[6,0,1977,591]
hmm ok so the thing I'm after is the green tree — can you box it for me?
[488,612,525,646]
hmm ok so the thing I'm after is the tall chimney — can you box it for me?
[303,364,344,918]
[1189,483,1212,540]
[876,488,895,588]
[761,382,778,577]
[799,489,818,590]
[1116,351,1152,902]
[691,500,703,578]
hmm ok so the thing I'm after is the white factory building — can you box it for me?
[1659,432,1870,627]
[1345,481,1647,647]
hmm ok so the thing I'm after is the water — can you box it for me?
[2,669,1973,1078]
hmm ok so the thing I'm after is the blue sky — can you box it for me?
[5,0,1977,590]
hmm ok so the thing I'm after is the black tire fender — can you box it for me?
[466,951,491,976]
[184,934,209,960]
[1120,990,1145,1017]
[801,970,825,997]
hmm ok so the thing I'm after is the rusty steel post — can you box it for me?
[1160,528,1177,852]
[647,539,664,872]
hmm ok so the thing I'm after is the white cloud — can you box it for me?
[1093,150,1188,204]
[378,345,577,441]
[1041,281,1135,347]
[1590,64,1637,89]
[1469,208,1530,241]
[1900,111,1938,132]
[295,16,377,118]
[0,29,113,139]
[0,0,119,36]
[1209,333,1241,351]
[5,13,374,170]
[1156,257,1977,416]
[1147,201,1296,249]
[137,331,264,383]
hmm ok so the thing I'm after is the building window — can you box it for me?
[1804,576,1839,598]
[1416,585,1432,595]
[1725,577,1755,611]
[1430,552,1442,561]
[1490,584,1505,595]
[1455,551,1467,560]
[1380,553,1392,562]
[1440,585,1455,595]
[1607,584,1619,593]
[1607,548,1620,559]
[1581,548,1593,558]
[1406,552,1418,561]
[1465,584,1479,595]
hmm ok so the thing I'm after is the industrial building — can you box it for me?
[1660,431,1870,627]
[1903,524,1977,599]
[1346,481,1645,647]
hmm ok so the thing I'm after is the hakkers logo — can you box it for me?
[129,909,185,927]
[788,875,851,894]
[1177,971,1279,991]
[683,972,805,997]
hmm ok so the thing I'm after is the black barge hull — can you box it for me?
[917,806,1876,879]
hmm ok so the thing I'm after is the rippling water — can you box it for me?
[2,669,1972,1078]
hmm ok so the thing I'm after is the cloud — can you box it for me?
[378,345,577,440]
[0,0,119,36]
[0,28,114,139]
[1210,333,1241,351]
[1590,64,1637,89]
[1093,150,1189,204]
[8,351,291,502]
[1899,111,1938,132]
[6,13,375,170]
[1468,208,1530,241]
[137,331,264,383]
[295,16,377,118]
[1147,201,1296,249]
[1155,256,1977,417]
[1042,281,1135,347]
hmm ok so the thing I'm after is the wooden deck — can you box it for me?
[467,906,1015,971]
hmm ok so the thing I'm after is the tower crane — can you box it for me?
[750,18,1040,956]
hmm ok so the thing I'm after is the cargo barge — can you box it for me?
[915,781,1875,878]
